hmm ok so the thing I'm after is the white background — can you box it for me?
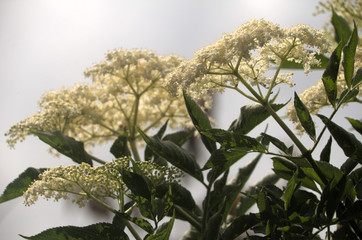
[0,1,358,239]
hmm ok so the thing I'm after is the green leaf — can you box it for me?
[346,117,362,135]
[325,175,347,220]
[204,201,226,240]
[338,88,359,105]
[302,161,344,189]
[293,92,316,140]
[331,9,352,45]
[261,133,291,154]
[320,137,332,162]
[284,171,297,210]
[352,67,362,88]
[20,223,129,240]
[339,200,362,223]
[110,133,131,158]
[146,210,175,240]
[156,185,173,221]
[342,22,358,87]
[145,121,169,162]
[228,103,286,134]
[183,91,216,153]
[341,157,358,174]
[32,131,92,166]
[223,154,262,219]
[138,128,203,182]
[122,170,152,201]
[0,168,46,203]
[156,183,196,213]
[118,212,154,234]
[162,130,193,146]
[321,42,343,107]
[202,129,265,152]
[221,214,259,240]
[236,174,279,215]
[204,148,248,183]
[318,114,362,163]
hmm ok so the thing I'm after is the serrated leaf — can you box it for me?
[321,42,343,107]
[346,117,362,135]
[0,168,46,203]
[138,128,203,182]
[110,133,131,158]
[118,212,154,234]
[331,9,352,45]
[342,22,358,87]
[20,223,129,240]
[261,133,290,154]
[294,92,316,140]
[32,131,92,165]
[320,137,332,162]
[318,114,362,163]
[122,170,152,201]
[203,129,265,152]
[183,91,216,153]
[221,213,259,240]
[228,103,286,134]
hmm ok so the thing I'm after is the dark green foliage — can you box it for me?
[0,168,46,203]
[294,92,316,140]
[110,133,131,158]
[183,91,217,153]
[32,131,92,165]
[20,223,129,240]
[228,103,286,134]
[318,114,362,163]
[138,128,204,182]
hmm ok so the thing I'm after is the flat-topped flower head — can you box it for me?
[6,49,204,150]
[165,19,330,99]
[23,157,183,207]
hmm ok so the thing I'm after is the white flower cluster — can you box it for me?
[287,47,362,134]
[165,19,330,99]
[24,157,183,207]
[6,49,203,149]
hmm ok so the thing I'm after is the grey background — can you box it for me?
[1,0,355,239]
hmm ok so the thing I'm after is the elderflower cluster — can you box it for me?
[165,19,330,99]
[6,49,204,149]
[287,47,362,134]
[5,84,97,148]
[24,157,184,207]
